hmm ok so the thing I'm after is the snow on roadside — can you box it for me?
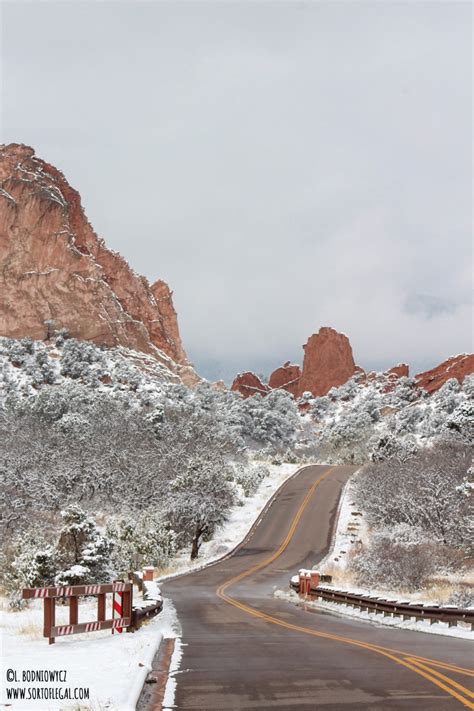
[274,589,473,640]
[318,470,367,573]
[291,472,473,639]
[161,637,183,711]
[0,593,180,710]
[1,461,300,711]
[154,461,302,708]
[156,461,301,582]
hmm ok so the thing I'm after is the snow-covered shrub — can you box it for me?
[1,533,57,607]
[31,348,56,385]
[445,400,474,442]
[106,511,177,574]
[54,505,112,586]
[310,395,332,420]
[1,506,111,603]
[354,442,472,550]
[390,377,421,405]
[447,588,474,608]
[232,463,269,497]
[388,404,423,435]
[241,390,300,451]
[60,339,106,381]
[317,409,374,464]
[351,535,443,591]
[2,337,35,366]
[54,328,71,347]
[369,433,418,462]
[462,374,474,399]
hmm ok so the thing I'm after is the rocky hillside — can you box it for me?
[0,143,198,385]
[232,326,474,399]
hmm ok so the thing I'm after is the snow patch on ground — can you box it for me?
[1,462,300,710]
[0,593,180,710]
[162,637,184,710]
[318,470,367,572]
[274,589,473,640]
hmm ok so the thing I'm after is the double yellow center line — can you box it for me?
[216,466,474,709]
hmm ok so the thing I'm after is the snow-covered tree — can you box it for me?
[165,461,236,559]
[354,442,472,549]
[106,510,177,574]
[54,505,112,586]
[241,390,299,451]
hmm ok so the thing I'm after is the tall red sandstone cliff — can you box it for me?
[297,327,357,397]
[0,143,191,376]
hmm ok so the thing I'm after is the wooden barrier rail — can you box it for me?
[290,579,474,629]
[22,582,133,644]
[22,582,131,599]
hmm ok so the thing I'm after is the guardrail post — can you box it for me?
[123,586,133,631]
[97,593,106,622]
[298,570,304,597]
[310,571,319,590]
[44,597,55,645]
[69,596,78,626]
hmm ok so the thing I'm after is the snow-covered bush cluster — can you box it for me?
[304,373,473,464]
[350,443,472,591]
[0,338,301,602]
[1,505,112,605]
[1,335,472,603]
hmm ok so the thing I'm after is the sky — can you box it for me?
[1,0,472,383]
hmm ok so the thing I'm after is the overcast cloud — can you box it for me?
[1,0,472,382]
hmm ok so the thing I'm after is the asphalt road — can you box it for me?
[161,465,473,710]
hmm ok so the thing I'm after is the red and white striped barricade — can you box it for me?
[22,582,133,644]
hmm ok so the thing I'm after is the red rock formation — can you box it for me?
[0,143,189,371]
[268,361,301,396]
[231,372,269,398]
[380,363,410,393]
[297,327,357,397]
[386,364,409,379]
[415,354,474,394]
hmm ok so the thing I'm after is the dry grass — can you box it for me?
[16,621,43,639]
[315,561,473,606]
[319,563,358,588]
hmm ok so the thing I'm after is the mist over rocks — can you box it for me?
[0,143,193,381]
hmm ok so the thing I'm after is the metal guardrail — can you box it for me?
[128,571,163,629]
[290,580,474,629]
[132,599,163,628]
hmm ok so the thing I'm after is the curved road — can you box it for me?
[161,465,473,710]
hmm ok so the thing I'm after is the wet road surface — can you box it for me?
[161,465,473,710]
